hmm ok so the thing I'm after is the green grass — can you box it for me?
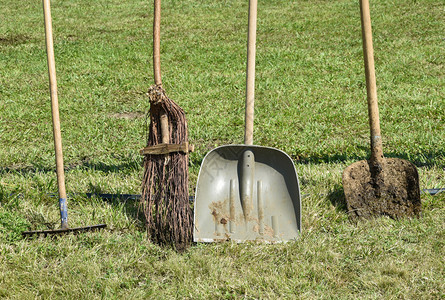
[1,0,444,298]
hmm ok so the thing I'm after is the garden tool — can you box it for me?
[140,0,193,251]
[23,0,106,236]
[193,0,301,242]
[342,0,421,220]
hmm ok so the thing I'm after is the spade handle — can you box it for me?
[244,0,257,145]
[43,0,68,229]
[360,0,384,164]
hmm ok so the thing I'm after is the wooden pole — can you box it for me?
[244,0,257,145]
[43,0,68,229]
[360,0,384,165]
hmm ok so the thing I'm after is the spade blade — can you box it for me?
[342,158,421,220]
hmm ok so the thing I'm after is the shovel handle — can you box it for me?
[244,0,257,145]
[153,0,161,85]
[43,0,68,229]
[360,0,384,164]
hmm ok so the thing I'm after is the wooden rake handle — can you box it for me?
[43,0,68,229]
[360,0,384,164]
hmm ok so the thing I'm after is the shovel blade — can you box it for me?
[194,145,301,243]
[343,158,421,220]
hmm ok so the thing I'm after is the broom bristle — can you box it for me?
[141,84,193,251]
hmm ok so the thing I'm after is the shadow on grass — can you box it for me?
[1,147,443,177]
[87,184,146,231]
[385,151,445,168]
[290,150,445,169]
[0,156,142,176]
[327,183,348,213]
[190,142,444,169]
[80,159,142,174]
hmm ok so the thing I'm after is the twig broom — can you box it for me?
[140,0,193,251]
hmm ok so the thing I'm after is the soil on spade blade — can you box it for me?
[342,158,421,220]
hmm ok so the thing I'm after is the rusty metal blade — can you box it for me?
[22,224,106,237]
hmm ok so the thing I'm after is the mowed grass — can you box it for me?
[0,0,444,298]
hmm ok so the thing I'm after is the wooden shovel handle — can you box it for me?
[153,0,161,85]
[360,0,384,164]
[43,0,68,228]
[244,0,257,145]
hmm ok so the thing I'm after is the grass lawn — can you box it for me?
[0,0,444,298]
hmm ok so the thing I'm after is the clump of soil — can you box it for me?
[0,34,30,46]
[343,158,421,220]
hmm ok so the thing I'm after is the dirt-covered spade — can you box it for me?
[342,0,421,220]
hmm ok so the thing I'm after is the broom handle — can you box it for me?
[43,0,68,229]
[153,0,161,85]
[153,0,169,143]
[244,0,257,145]
[360,0,384,164]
